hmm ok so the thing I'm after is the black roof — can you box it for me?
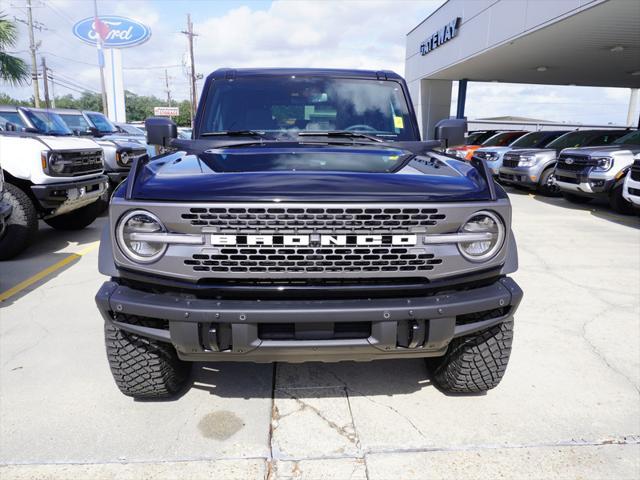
[207,68,402,81]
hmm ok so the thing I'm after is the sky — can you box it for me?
[1,0,635,125]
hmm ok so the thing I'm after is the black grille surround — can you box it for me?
[556,154,598,172]
[502,155,520,168]
[631,162,640,181]
[51,149,103,177]
[181,207,446,234]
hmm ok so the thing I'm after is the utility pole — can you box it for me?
[164,69,172,106]
[41,57,50,108]
[26,0,41,108]
[181,14,198,127]
[49,71,56,108]
[93,0,109,116]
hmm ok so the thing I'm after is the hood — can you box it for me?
[560,145,640,157]
[38,135,101,151]
[125,145,493,202]
[476,146,512,154]
[505,148,555,157]
[99,135,146,148]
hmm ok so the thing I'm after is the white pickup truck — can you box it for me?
[0,106,108,260]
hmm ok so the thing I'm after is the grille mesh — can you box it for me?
[185,246,442,274]
[502,155,519,168]
[557,154,598,171]
[59,150,103,176]
[630,164,640,181]
[181,207,446,234]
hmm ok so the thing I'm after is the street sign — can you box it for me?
[73,16,152,48]
[154,107,180,117]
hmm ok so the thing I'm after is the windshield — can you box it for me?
[613,130,640,145]
[86,112,117,133]
[59,113,91,132]
[118,124,145,135]
[22,110,72,135]
[511,131,561,148]
[482,132,525,147]
[546,131,598,149]
[200,76,417,141]
[0,112,25,128]
[201,146,411,173]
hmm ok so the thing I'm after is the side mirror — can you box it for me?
[434,118,467,148]
[145,117,177,147]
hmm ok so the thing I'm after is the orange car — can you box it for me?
[447,131,528,160]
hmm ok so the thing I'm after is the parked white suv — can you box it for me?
[0,106,108,260]
[622,152,640,209]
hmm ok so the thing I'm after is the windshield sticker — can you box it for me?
[394,116,404,129]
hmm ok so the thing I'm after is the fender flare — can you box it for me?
[98,223,119,278]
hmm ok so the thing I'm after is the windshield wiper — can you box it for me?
[297,130,384,143]
[200,130,273,139]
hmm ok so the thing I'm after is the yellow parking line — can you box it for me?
[0,241,100,302]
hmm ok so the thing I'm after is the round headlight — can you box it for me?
[119,152,130,165]
[116,210,167,263]
[458,211,506,262]
[48,152,65,173]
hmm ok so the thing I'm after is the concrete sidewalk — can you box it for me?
[1,191,638,479]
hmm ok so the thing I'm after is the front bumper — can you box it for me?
[622,176,640,207]
[0,199,12,237]
[554,168,615,197]
[31,175,109,216]
[95,277,523,362]
[498,166,540,187]
[106,170,130,186]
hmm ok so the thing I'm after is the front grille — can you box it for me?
[631,163,640,181]
[629,187,640,196]
[185,246,442,274]
[555,175,579,184]
[557,154,597,172]
[57,149,103,176]
[502,155,520,168]
[181,207,446,234]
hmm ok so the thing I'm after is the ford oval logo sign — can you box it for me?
[73,16,151,48]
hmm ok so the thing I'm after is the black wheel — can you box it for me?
[562,192,592,204]
[0,183,38,260]
[538,168,561,197]
[105,315,190,399]
[427,321,513,393]
[44,200,102,231]
[609,184,635,215]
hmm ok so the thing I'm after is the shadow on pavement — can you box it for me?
[186,358,476,399]
[0,216,106,306]
[502,185,640,229]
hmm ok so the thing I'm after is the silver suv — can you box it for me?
[554,130,640,214]
[498,130,627,195]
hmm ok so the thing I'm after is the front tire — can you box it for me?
[562,192,592,204]
[427,321,514,393]
[609,184,635,215]
[538,168,561,197]
[0,184,38,260]
[44,200,102,231]
[105,316,190,399]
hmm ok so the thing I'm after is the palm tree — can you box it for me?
[0,13,29,85]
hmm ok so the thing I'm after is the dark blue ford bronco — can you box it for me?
[96,68,522,399]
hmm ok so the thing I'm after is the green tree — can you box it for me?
[0,13,29,86]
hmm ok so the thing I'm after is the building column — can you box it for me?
[418,79,452,140]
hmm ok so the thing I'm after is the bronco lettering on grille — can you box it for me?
[211,234,418,246]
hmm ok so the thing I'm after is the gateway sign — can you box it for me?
[420,18,460,55]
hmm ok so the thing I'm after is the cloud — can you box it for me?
[2,0,635,126]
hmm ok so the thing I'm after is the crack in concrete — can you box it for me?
[276,388,358,445]
[581,309,640,395]
[326,369,427,441]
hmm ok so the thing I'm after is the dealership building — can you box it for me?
[405,0,640,138]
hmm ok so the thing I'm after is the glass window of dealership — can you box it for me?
[405,0,640,138]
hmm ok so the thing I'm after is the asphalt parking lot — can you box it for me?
[1,188,638,480]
